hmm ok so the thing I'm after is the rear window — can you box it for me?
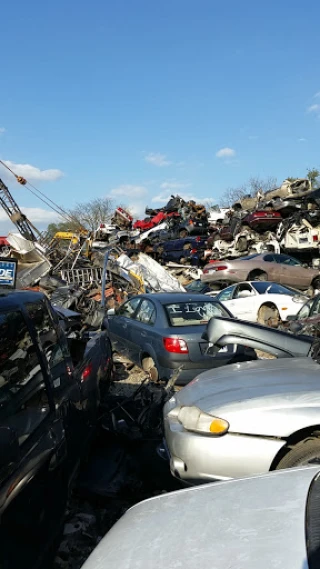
[165,301,229,327]
[252,282,302,296]
[238,254,259,260]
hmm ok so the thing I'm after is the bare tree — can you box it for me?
[219,176,277,207]
[71,197,115,231]
[307,168,320,188]
[219,185,247,208]
[247,176,277,195]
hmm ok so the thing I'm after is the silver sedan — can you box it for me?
[82,465,320,569]
[164,357,320,484]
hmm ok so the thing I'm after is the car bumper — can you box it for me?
[163,412,285,484]
[157,350,256,385]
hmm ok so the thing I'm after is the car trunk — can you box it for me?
[166,324,232,363]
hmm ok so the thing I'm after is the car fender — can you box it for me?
[139,342,159,367]
[224,407,320,440]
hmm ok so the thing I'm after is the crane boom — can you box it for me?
[0,178,41,241]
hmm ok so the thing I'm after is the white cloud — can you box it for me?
[1,160,64,182]
[314,92,320,98]
[160,180,191,190]
[108,184,148,199]
[307,104,320,114]
[0,127,6,134]
[144,153,172,167]
[126,202,146,219]
[298,137,307,142]
[0,206,60,226]
[216,147,236,158]
[248,135,258,140]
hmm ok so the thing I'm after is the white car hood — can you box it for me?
[168,357,320,437]
[82,466,318,569]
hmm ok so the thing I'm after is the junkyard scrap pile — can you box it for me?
[3,177,320,309]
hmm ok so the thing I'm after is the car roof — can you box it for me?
[0,289,46,310]
[220,281,288,288]
[137,293,220,304]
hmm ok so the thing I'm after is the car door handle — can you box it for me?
[140,331,147,337]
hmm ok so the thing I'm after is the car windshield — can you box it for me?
[251,282,303,296]
[165,301,229,327]
[185,281,207,293]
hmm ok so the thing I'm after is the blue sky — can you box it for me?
[1,0,320,231]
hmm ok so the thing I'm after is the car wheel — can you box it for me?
[179,229,188,238]
[257,304,280,327]
[312,277,320,294]
[275,437,320,470]
[142,356,159,382]
[249,271,268,281]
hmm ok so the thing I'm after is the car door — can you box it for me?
[128,298,157,364]
[24,300,85,430]
[108,297,141,356]
[261,254,281,281]
[0,306,67,519]
[276,254,308,287]
[228,283,258,321]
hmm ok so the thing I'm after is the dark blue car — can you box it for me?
[154,237,207,265]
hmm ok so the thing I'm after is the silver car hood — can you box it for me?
[168,357,320,437]
[82,466,319,569]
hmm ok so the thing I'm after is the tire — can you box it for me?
[257,304,280,327]
[249,271,268,281]
[142,356,159,382]
[179,229,188,238]
[275,437,320,470]
[312,277,320,294]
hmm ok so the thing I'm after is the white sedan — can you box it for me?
[215,281,308,325]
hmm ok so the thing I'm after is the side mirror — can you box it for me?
[0,427,19,468]
[286,314,297,321]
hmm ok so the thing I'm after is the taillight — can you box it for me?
[189,220,194,225]
[203,269,209,274]
[163,337,189,353]
[196,236,201,242]
[191,248,197,254]
[313,235,318,242]
[100,224,105,228]
[215,265,228,271]
[81,362,93,382]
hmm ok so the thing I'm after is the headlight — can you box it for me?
[292,295,309,303]
[177,405,229,436]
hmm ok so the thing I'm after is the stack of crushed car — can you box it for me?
[2,177,320,325]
